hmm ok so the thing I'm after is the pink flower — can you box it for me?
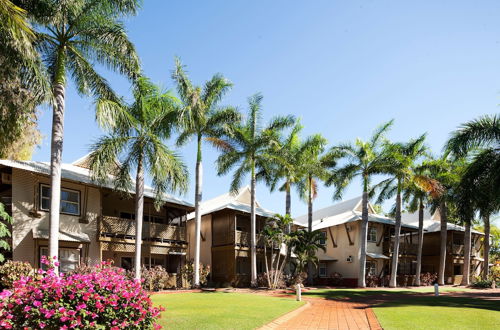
[33,301,42,308]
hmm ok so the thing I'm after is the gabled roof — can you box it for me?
[401,209,483,235]
[294,196,419,230]
[187,186,276,220]
[0,159,193,208]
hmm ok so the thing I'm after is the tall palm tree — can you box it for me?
[295,134,328,285]
[89,77,188,280]
[29,0,141,267]
[171,58,239,287]
[324,121,393,287]
[372,135,427,287]
[402,163,441,286]
[264,120,303,216]
[446,114,500,279]
[213,93,294,286]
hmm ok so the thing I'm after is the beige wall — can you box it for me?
[186,214,212,267]
[11,169,101,266]
[317,221,388,279]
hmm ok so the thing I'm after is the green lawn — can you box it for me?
[373,296,500,330]
[303,288,499,330]
[151,292,305,329]
[301,286,470,300]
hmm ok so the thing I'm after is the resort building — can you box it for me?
[401,210,485,285]
[0,155,193,284]
[186,187,276,287]
[294,197,419,286]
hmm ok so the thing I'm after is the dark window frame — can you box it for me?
[39,183,81,216]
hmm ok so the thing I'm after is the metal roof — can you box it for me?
[0,159,193,208]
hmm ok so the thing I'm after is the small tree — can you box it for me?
[289,230,326,284]
[261,214,293,289]
[0,202,11,263]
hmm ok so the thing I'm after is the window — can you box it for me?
[144,256,166,268]
[120,212,165,224]
[319,231,327,246]
[367,225,377,243]
[366,261,377,276]
[40,184,80,215]
[319,262,327,277]
[121,257,134,271]
[40,247,80,273]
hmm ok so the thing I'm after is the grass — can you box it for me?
[373,296,500,330]
[303,287,499,329]
[151,292,305,329]
[301,286,470,300]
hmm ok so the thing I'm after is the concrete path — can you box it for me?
[260,298,382,330]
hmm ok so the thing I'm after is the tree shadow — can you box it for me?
[372,296,500,313]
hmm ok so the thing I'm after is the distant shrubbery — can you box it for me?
[180,259,210,288]
[0,258,163,329]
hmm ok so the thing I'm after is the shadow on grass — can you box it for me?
[372,296,500,313]
[301,289,415,300]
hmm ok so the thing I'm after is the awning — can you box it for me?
[32,228,91,243]
[319,256,338,261]
[473,257,484,262]
[367,252,390,260]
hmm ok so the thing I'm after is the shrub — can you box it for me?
[365,275,380,287]
[329,272,343,286]
[0,257,163,329]
[419,272,437,286]
[471,277,493,288]
[0,260,34,289]
[257,270,286,289]
[180,259,210,288]
[141,266,169,291]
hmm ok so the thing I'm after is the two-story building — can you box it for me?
[186,187,276,287]
[294,197,420,286]
[0,156,194,282]
[402,209,485,285]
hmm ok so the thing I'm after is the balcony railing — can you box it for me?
[383,241,418,256]
[100,216,186,242]
[235,230,264,247]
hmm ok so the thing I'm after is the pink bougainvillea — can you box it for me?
[0,257,164,329]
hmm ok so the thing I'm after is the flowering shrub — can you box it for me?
[0,257,163,329]
[138,266,170,291]
[0,260,34,289]
[180,259,210,288]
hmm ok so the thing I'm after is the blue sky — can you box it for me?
[32,0,500,219]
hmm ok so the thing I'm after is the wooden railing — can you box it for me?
[235,230,264,247]
[100,216,186,242]
[383,241,418,256]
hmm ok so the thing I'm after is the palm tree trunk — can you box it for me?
[461,220,471,286]
[358,183,369,288]
[193,136,202,287]
[134,156,145,280]
[389,180,402,288]
[438,200,447,285]
[307,175,314,286]
[285,181,291,216]
[415,198,424,286]
[49,81,66,274]
[264,242,271,288]
[482,213,490,280]
[250,159,257,287]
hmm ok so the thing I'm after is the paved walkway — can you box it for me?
[260,298,382,330]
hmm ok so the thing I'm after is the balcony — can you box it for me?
[383,241,418,256]
[235,230,265,248]
[99,216,186,243]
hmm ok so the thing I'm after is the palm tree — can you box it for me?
[324,121,393,287]
[295,134,328,285]
[213,93,294,286]
[289,230,326,278]
[402,164,442,286]
[264,120,303,216]
[372,135,427,287]
[29,0,141,267]
[446,114,500,279]
[89,77,188,280]
[171,58,239,287]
